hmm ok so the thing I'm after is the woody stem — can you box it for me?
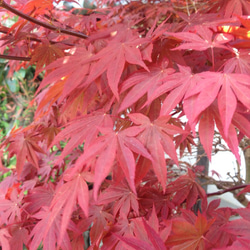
[0,54,30,61]
[0,0,88,39]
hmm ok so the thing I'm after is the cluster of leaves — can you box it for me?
[0,0,249,249]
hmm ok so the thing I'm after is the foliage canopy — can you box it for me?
[0,0,250,249]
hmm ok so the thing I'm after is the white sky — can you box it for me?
[210,150,246,182]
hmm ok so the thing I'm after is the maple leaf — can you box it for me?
[72,124,152,199]
[0,228,11,250]
[102,218,136,249]
[166,212,215,250]
[98,180,139,218]
[184,71,250,137]
[114,234,153,250]
[59,84,100,121]
[175,123,196,158]
[5,130,44,177]
[2,0,250,248]
[30,41,65,74]
[51,111,113,163]
[36,46,94,98]
[6,0,55,40]
[235,207,250,222]
[115,207,171,249]
[232,109,250,138]
[86,26,149,99]
[87,204,114,247]
[0,188,24,224]
[198,107,215,161]
[119,64,175,112]
[138,185,175,220]
[223,49,250,74]
[114,220,166,250]
[144,65,200,116]
[141,218,166,250]
[198,103,243,162]
[9,226,29,250]
[223,0,250,17]
[40,125,60,148]
[166,25,233,51]
[45,169,93,246]
[20,0,54,15]
[128,113,184,192]
[221,238,250,250]
[187,99,248,162]
[167,169,206,209]
[25,183,55,214]
[205,206,236,248]
[223,218,250,237]
[29,207,72,250]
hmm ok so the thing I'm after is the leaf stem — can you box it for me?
[0,0,88,39]
[211,47,215,71]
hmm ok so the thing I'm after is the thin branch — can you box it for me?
[0,26,75,47]
[0,0,88,39]
[0,54,30,61]
[207,184,248,197]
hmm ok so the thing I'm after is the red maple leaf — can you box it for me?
[195,103,244,162]
[223,216,250,237]
[51,110,113,163]
[223,0,250,17]
[20,0,54,15]
[73,123,152,199]
[25,183,55,214]
[184,71,250,137]
[113,206,170,249]
[86,26,149,99]
[145,65,200,116]
[30,40,65,74]
[0,228,11,250]
[115,217,167,250]
[167,169,206,209]
[166,212,215,250]
[29,207,72,250]
[36,46,94,99]
[46,169,93,245]
[223,49,250,74]
[0,188,24,224]
[102,218,136,249]
[87,204,114,247]
[138,183,175,219]
[128,113,184,192]
[98,180,139,218]
[5,130,44,177]
[119,64,175,112]
[166,25,233,51]
[9,226,29,250]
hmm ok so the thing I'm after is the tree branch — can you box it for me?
[0,0,88,39]
[0,26,75,47]
[0,54,30,61]
[207,184,248,197]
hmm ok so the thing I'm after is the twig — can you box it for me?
[0,26,75,47]
[207,184,248,197]
[0,54,30,61]
[0,0,88,39]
